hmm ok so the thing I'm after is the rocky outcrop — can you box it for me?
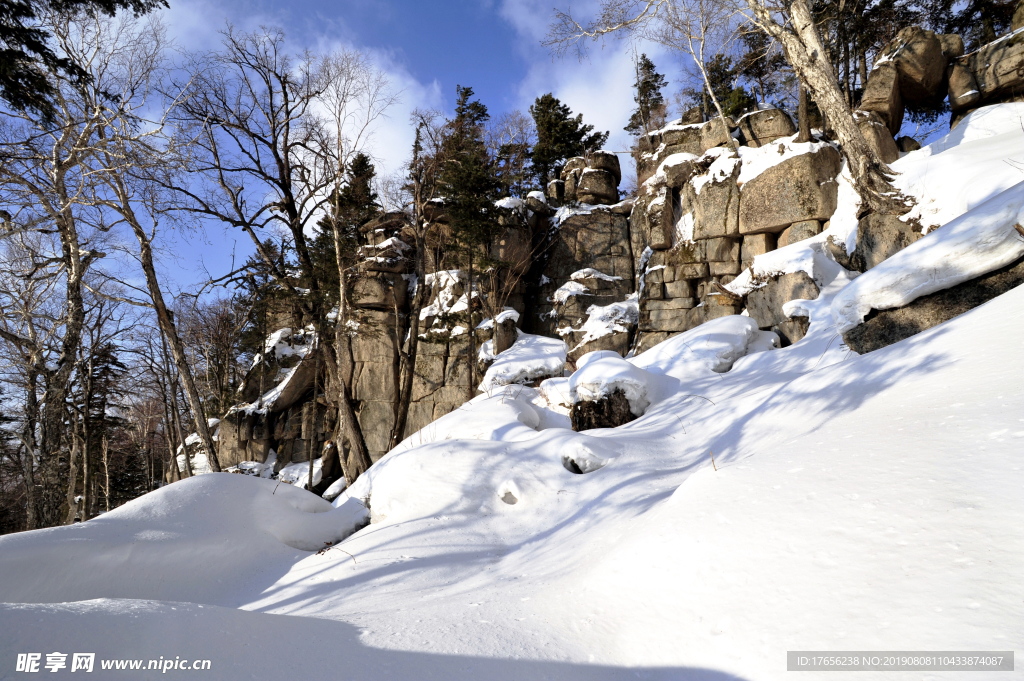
[844,255,1024,354]
[738,146,842,235]
[746,272,820,346]
[737,109,796,147]
[850,213,924,272]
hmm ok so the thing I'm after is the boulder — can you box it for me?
[858,62,904,135]
[663,157,698,188]
[589,151,622,184]
[737,109,796,147]
[879,26,949,104]
[699,117,735,151]
[1015,1,1024,31]
[661,123,704,151]
[644,188,674,250]
[679,106,703,124]
[547,179,565,203]
[705,236,741,263]
[938,33,965,59]
[566,331,631,365]
[740,233,776,266]
[850,212,922,271]
[966,34,1024,103]
[664,278,696,298]
[563,168,582,202]
[777,220,821,248]
[348,272,408,311]
[690,156,741,239]
[855,111,901,164]
[577,168,619,205]
[570,388,637,432]
[843,255,1024,354]
[947,61,981,111]
[746,271,820,343]
[526,194,555,216]
[896,136,922,152]
[561,157,588,181]
[738,145,841,235]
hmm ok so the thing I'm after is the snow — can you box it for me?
[831,180,1024,332]
[643,152,697,189]
[550,279,588,303]
[565,295,639,352]
[3,105,1024,681]
[891,102,1024,231]
[3,279,1023,679]
[734,134,837,185]
[527,190,546,203]
[569,267,621,282]
[569,353,653,415]
[478,332,567,393]
[475,307,520,330]
[690,148,737,194]
[277,458,323,490]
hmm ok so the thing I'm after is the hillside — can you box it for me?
[1,104,1022,679]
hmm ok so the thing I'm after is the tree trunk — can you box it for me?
[330,223,374,485]
[744,0,898,210]
[64,435,80,525]
[796,82,811,143]
[466,250,476,402]
[38,209,88,527]
[388,225,426,451]
[102,437,110,513]
[129,221,221,472]
[19,379,39,530]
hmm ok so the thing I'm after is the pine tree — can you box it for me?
[624,54,668,136]
[438,86,506,399]
[310,152,380,308]
[704,54,756,119]
[529,93,609,189]
[737,30,788,107]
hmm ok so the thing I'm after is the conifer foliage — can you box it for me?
[624,54,668,136]
[529,93,609,188]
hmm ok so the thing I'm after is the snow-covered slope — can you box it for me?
[2,277,1022,680]
[2,105,1023,681]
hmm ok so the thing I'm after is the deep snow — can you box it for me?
[2,105,1024,681]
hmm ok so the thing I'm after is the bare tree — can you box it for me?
[546,0,901,209]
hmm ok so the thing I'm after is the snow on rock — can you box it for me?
[631,315,763,379]
[478,332,567,393]
[735,134,837,185]
[570,267,622,282]
[569,353,653,416]
[726,164,861,297]
[690,148,737,194]
[550,279,589,304]
[567,295,639,351]
[277,459,323,490]
[831,180,1024,332]
[475,308,520,330]
[643,152,698,190]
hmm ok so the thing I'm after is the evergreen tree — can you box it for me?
[703,54,756,119]
[438,85,506,399]
[737,30,788,106]
[943,0,1014,50]
[310,152,380,308]
[529,93,609,188]
[624,54,668,136]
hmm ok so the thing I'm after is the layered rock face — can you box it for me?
[630,114,840,351]
[213,19,1024,475]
